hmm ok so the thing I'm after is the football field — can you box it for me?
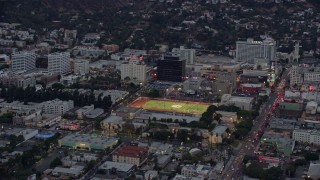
[129,98,210,115]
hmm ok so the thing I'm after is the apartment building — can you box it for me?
[42,99,74,115]
[236,38,276,64]
[121,59,148,84]
[181,164,213,178]
[74,59,89,75]
[11,51,36,72]
[112,145,149,166]
[220,94,254,111]
[72,46,105,58]
[290,65,320,86]
[101,115,123,136]
[292,129,320,145]
[48,52,70,75]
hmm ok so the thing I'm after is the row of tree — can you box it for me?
[0,85,113,109]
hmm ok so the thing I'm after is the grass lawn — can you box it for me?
[142,99,209,115]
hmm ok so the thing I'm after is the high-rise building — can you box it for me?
[11,51,36,72]
[157,55,186,82]
[236,38,276,64]
[172,46,195,64]
[48,52,70,75]
[120,58,148,84]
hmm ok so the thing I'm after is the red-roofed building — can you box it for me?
[112,145,148,166]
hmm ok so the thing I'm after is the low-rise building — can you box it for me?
[42,99,74,115]
[101,115,123,136]
[292,129,320,145]
[307,161,320,180]
[98,161,135,179]
[112,145,148,166]
[73,59,89,75]
[144,170,159,180]
[278,101,303,118]
[76,105,94,119]
[72,46,105,58]
[85,108,104,119]
[208,125,228,144]
[181,164,213,178]
[58,134,119,151]
[52,165,84,178]
[220,94,254,111]
[215,111,238,126]
[4,128,38,141]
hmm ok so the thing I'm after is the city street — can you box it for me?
[219,68,290,180]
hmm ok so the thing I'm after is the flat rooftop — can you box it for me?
[60,134,118,147]
[99,161,134,172]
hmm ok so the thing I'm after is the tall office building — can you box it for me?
[157,55,186,82]
[48,52,70,75]
[236,38,276,64]
[172,46,195,64]
[11,51,36,72]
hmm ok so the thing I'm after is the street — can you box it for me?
[219,68,290,180]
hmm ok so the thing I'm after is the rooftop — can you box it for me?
[113,145,148,158]
[60,134,118,147]
[99,161,134,172]
[102,115,123,123]
[212,125,228,135]
[307,161,320,178]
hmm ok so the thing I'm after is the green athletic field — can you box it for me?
[142,99,209,115]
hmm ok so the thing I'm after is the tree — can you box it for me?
[263,167,283,180]
[153,130,173,141]
[244,163,264,179]
[85,160,96,172]
[147,89,160,98]
[51,83,65,90]
[286,165,296,178]
[50,157,62,168]
[177,130,189,142]
[304,152,319,161]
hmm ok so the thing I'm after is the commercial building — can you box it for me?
[215,111,238,127]
[73,59,89,75]
[307,161,320,180]
[11,51,36,72]
[112,145,148,166]
[101,115,123,136]
[48,52,70,75]
[172,46,195,64]
[292,129,320,145]
[157,55,186,82]
[98,161,135,179]
[52,165,84,179]
[209,125,228,144]
[0,74,36,88]
[103,44,119,53]
[290,65,320,86]
[236,38,276,64]
[120,58,149,84]
[278,101,303,118]
[220,94,254,111]
[4,128,38,141]
[72,46,105,58]
[75,105,94,119]
[58,134,119,151]
[181,164,213,178]
[42,99,74,115]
